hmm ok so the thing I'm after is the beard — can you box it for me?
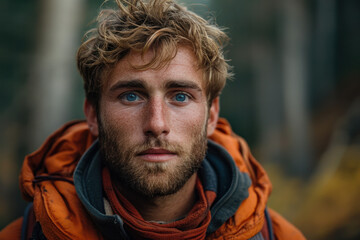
[98,120,208,198]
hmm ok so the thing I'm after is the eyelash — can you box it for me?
[172,92,192,102]
[118,91,143,102]
[117,91,193,104]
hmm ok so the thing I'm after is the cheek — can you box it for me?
[101,107,141,138]
[170,106,208,137]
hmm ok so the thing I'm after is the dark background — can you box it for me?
[1,0,359,239]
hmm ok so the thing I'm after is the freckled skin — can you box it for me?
[85,46,219,221]
[102,48,208,142]
[101,47,207,193]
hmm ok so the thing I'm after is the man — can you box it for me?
[0,0,305,239]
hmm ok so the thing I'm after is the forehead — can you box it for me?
[104,46,204,90]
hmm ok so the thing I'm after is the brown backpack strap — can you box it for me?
[21,203,47,240]
[249,232,266,240]
[262,207,275,240]
[21,203,36,240]
[249,208,275,240]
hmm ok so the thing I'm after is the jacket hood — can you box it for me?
[207,118,272,239]
[19,121,102,240]
[19,118,272,240]
[20,120,95,201]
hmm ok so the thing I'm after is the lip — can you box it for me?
[137,148,176,162]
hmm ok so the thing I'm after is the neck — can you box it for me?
[117,173,198,222]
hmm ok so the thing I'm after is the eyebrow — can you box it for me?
[109,79,145,92]
[165,80,202,92]
[108,79,202,92]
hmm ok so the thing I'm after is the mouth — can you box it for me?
[137,148,177,162]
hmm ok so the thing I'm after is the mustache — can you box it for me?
[128,138,183,155]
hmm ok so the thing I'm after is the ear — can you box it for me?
[84,99,99,137]
[207,97,220,136]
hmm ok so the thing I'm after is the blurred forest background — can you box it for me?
[0,0,359,239]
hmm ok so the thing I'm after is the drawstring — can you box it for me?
[33,175,74,185]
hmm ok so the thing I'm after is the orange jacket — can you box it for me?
[0,119,305,240]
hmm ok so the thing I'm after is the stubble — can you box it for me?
[98,120,208,198]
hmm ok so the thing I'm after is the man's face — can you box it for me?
[86,46,219,198]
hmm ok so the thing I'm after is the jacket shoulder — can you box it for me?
[268,208,306,240]
[0,217,23,240]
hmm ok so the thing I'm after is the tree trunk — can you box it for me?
[281,0,312,177]
[27,0,85,150]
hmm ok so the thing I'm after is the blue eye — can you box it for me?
[123,92,139,102]
[174,93,188,102]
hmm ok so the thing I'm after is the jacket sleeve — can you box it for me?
[0,217,23,240]
[268,208,306,240]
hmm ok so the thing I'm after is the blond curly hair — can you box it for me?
[77,0,231,107]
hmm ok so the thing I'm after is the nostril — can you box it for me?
[145,130,154,136]
[144,124,169,137]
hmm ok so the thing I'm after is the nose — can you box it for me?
[143,97,170,137]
